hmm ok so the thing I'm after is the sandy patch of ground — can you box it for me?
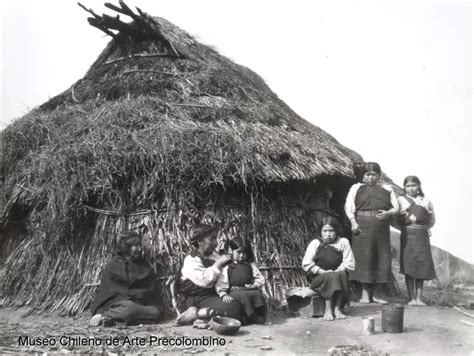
[1,302,473,355]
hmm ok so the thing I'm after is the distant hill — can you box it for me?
[390,230,474,284]
[0,133,4,218]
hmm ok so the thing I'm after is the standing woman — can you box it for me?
[345,162,399,303]
[398,176,436,306]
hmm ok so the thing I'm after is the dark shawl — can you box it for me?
[228,263,254,287]
[90,253,158,315]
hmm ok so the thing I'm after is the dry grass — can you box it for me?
[0,3,398,315]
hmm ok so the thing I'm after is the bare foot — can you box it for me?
[361,288,371,304]
[408,299,417,306]
[372,296,388,304]
[177,306,198,325]
[323,311,335,321]
[416,299,426,306]
[264,314,273,325]
[334,308,347,320]
[90,314,103,326]
[90,314,115,327]
[197,307,217,320]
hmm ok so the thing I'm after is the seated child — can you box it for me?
[215,236,268,324]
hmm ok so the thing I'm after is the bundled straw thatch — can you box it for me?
[0,2,395,315]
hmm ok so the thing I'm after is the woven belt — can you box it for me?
[356,211,379,217]
[406,224,429,229]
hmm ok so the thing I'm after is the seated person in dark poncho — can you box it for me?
[176,224,244,325]
[302,217,355,321]
[89,231,162,326]
[215,236,268,324]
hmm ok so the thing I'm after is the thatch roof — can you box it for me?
[0,2,405,314]
[2,2,366,222]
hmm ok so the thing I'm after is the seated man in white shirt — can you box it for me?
[176,224,244,325]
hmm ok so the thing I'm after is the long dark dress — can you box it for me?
[307,242,350,300]
[350,184,392,283]
[178,250,243,321]
[227,263,266,322]
[90,253,161,324]
[399,196,437,280]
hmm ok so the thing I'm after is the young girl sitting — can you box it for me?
[302,217,355,321]
[215,236,268,324]
[398,176,436,306]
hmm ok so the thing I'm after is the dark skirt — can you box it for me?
[350,213,391,283]
[310,271,350,300]
[400,225,437,280]
[185,294,243,322]
[102,300,161,325]
[229,289,266,319]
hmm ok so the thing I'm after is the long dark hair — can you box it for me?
[228,236,255,263]
[357,162,382,182]
[403,175,425,197]
[318,216,343,238]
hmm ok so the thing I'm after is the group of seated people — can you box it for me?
[89,163,437,326]
[89,217,352,327]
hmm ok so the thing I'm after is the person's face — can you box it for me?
[128,243,143,261]
[198,234,218,256]
[232,247,247,263]
[363,170,380,186]
[405,182,419,197]
[321,224,337,243]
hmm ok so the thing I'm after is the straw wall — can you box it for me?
[1,181,347,315]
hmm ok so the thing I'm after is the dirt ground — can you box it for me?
[1,271,473,355]
[1,300,473,355]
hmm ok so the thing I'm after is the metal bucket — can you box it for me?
[382,303,404,333]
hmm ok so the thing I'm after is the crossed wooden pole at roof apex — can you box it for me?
[77,0,181,57]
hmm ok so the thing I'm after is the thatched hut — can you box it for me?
[0,2,394,315]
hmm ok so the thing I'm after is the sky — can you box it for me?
[1,0,472,262]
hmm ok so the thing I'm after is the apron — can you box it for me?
[399,196,436,280]
[228,263,254,286]
[228,263,266,320]
[308,240,350,300]
[350,185,392,283]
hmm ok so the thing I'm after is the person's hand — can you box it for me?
[398,212,410,225]
[376,210,392,220]
[244,283,257,290]
[215,255,232,268]
[222,295,234,303]
[318,269,333,274]
[351,221,361,235]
